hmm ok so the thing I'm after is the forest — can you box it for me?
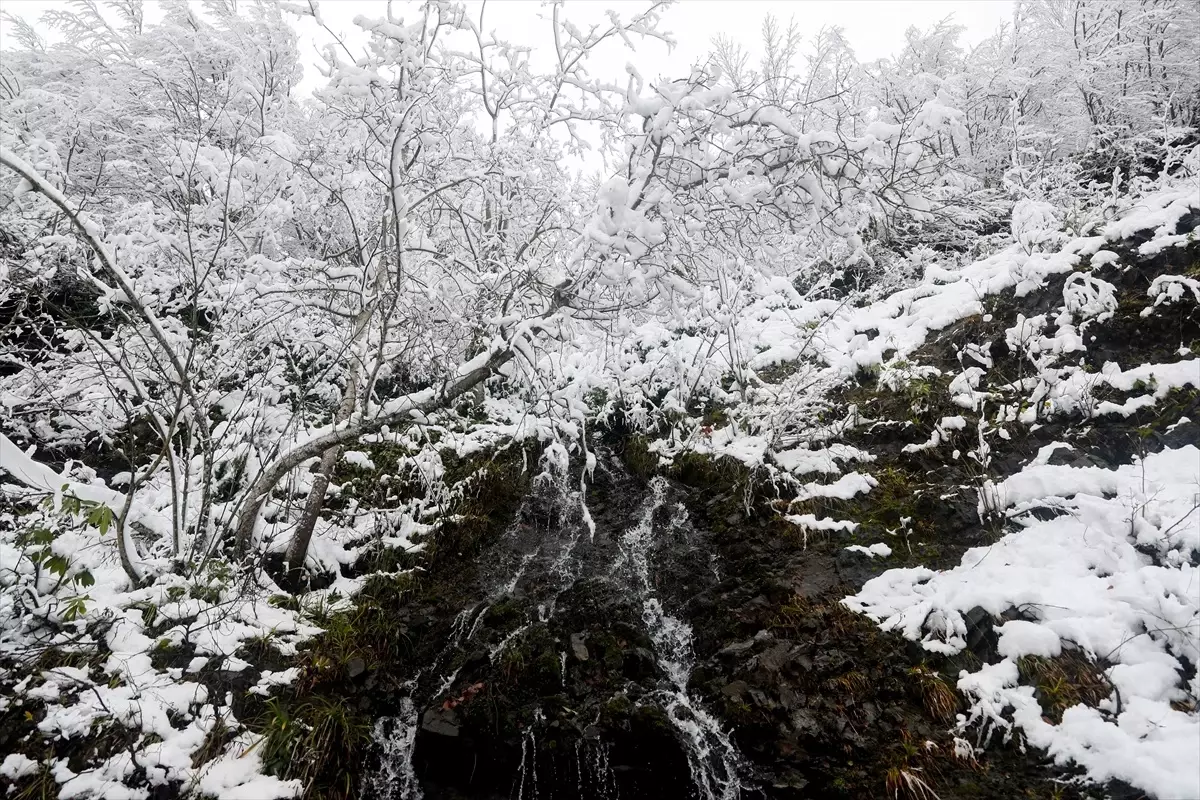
[0,1,1197,798]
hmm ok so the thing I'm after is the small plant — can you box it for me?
[10,492,104,625]
[825,670,871,698]
[885,766,942,800]
[1017,652,1111,723]
[10,760,57,800]
[909,666,958,723]
[254,695,370,800]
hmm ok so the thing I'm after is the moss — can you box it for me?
[424,446,531,565]
[292,579,424,694]
[600,693,634,723]
[623,435,660,478]
[787,464,935,557]
[494,624,562,690]
[485,596,525,629]
[767,593,815,635]
[756,360,804,385]
[632,703,674,732]
[699,403,731,428]
[668,452,767,529]
[1148,386,1200,430]
[533,648,565,686]
[328,441,417,510]
[1017,652,1110,724]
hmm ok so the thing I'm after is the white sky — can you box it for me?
[2,0,1015,92]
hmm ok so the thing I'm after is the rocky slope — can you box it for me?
[3,189,1197,800]
[278,190,1197,799]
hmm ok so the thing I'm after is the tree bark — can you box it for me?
[1,147,216,562]
[232,344,518,559]
[283,364,359,580]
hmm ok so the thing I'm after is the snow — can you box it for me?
[792,472,878,502]
[1,753,39,780]
[846,445,1200,798]
[191,733,302,799]
[342,450,376,470]
[845,543,893,558]
[995,620,1062,658]
[784,514,858,533]
[250,668,302,696]
[1,5,1198,797]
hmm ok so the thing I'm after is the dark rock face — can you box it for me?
[362,458,738,800]
[354,454,1066,800]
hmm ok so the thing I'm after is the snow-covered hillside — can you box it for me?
[1,2,1197,798]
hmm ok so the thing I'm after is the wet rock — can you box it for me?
[718,638,756,658]
[770,768,810,794]
[791,558,839,598]
[1047,447,1112,470]
[757,643,795,673]
[789,708,821,736]
[777,686,804,710]
[624,646,658,680]
[748,687,777,711]
[347,657,366,678]
[964,605,999,662]
[1160,418,1200,450]
[835,547,887,589]
[570,632,589,661]
[720,680,750,699]
[421,707,461,738]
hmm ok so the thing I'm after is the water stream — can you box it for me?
[617,477,744,800]
[370,459,745,799]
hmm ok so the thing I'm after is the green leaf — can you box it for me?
[74,570,95,588]
[61,491,81,516]
[46,555,70,577]
[86,504,114,535]
[63,595,88,622]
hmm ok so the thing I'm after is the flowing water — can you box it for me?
[617,477,743,800]
[371,458,745,799]
[369,694,423,799]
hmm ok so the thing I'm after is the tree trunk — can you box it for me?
[282,444,340,583]
[283,365,359,581]
[232,344,521,559]
[232,296,564,561]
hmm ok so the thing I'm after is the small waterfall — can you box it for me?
[574,739,620,800]
[512,711,546,800]
[371,458,746,799]
[618,477,743,800]
[371,482,583,795]
[369,696,423,800]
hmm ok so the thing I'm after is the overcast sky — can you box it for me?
[2,0,1015,91]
